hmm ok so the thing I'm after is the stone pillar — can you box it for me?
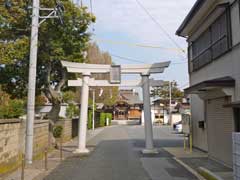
[74,73,90,154]
[141,74,158,154]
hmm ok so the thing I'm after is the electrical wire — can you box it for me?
[134,0,186,54]
[94,38,185,52]
[110,53,187,65]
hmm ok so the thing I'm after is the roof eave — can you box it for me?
[176,0,206,37]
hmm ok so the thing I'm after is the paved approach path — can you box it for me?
[44,125,198,180]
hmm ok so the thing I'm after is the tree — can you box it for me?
[151,81,184,101]
[0,0,95,122]
[86,43,118,106]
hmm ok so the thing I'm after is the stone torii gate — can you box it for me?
[61,61,170,154]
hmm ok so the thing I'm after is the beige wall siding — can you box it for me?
[206,97,233,167]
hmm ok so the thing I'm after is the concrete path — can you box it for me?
[44,125,198,180]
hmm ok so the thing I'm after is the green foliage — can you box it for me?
[0,1,95,100]
[99,113,112,127]
[100,113,106,127]
[8,99,24,118]
[53,125,63,138]
[87,43,118,106]
[105,113,112,125]
[151,81,184,100]
[87,110,93,129]
[63,91,75,103]
[66,103,79,118]
[0,89,24,119]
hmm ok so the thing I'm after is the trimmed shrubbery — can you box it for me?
[100,113,106,127]
[105,113,112,125]
[53,125,63,139]
[88,110,93,129]
[99,113,112,127]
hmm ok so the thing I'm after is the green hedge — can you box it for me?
[88,110,93,129]
[105,113,112,125]
[100,113,106,127]
[99,113,113,127]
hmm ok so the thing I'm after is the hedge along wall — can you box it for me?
[87,111,113,129]
[88,110,93,129]
[55,119,72,142]
[0,119,50,176]
[99,113,113,127]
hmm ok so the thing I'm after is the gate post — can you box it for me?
[74,73,90,154]
[141,74,158,154]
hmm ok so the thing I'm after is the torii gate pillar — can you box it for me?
[74,73,90,154]
[141,74,157,154]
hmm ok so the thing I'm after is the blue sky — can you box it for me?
[79,0,196,90]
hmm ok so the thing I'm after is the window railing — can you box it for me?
[191,35,229,72]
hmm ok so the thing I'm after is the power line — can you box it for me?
[110,53,187,65]
[94,38,185,52]
[134,0,186,54]
[110,54,145,64]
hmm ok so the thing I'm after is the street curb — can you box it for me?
[198,167,224,180]
[173,157,206,180]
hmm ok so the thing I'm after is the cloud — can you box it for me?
[84,0,196,47]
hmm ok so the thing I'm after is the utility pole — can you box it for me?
[25,0,40,164]
[25,0,64,164]
[92,89,95,130]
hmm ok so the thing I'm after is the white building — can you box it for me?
[176,0,240,167]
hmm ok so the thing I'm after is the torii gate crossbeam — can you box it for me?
[61,61,170,154]
[68,78,164,87]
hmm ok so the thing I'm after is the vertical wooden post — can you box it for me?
[60,137,63,161]
[189,134,193,153]
[21,154,25,180]
[183,134,186,151]
[44,148,48,170]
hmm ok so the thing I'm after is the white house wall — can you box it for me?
[188,0,240,153]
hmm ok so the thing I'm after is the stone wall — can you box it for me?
[0,118,73,176]
[0,119,49,176]
[33,120,49,159]
[0,119,23,175]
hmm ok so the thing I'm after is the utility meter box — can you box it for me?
[110,65,121,84]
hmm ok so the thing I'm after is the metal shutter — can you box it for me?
[207,97,233,167]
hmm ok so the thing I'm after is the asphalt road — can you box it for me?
[44,125,198,180]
